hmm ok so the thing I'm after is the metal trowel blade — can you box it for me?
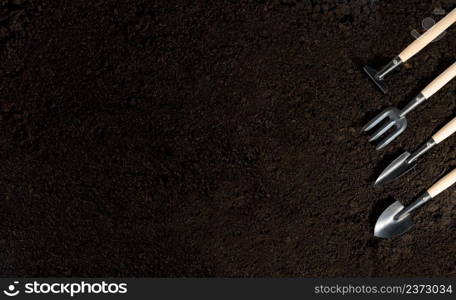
[375,152,417,185]
[374,201,413,238]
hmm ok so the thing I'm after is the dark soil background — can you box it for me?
[0,0,455,277]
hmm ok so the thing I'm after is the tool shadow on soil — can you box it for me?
[368,196,397,228]
[368,149,407,183]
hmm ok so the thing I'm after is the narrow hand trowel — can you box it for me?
[375,116,456,185]
[363,62,456,150]
[375,168,456,238]
[364,7,456,93]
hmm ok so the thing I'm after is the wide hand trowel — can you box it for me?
[364,8,456,93]
[375,168,456,238]
[375,116,456,185]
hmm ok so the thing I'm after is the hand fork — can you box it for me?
[363,62,456,150]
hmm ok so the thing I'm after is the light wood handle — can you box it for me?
[427,168,456,198]
[398,8,456,62]
[421,62,456,98]
[432,117,456,144]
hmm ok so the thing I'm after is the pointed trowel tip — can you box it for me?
[374,176,383,186]
[374,152,413,186]
[373,168,392,186]
[374,167,395,186]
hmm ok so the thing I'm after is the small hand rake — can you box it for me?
[364,8,456,93]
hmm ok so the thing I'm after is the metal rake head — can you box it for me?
[363,65,388,94]
[363,107,407,150]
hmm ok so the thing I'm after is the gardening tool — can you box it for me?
[375,168,456,238]
[363,62,456,150]
[364,7,456,93]
[375,116,456,185]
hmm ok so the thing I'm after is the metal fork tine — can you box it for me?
[363,109,391,131]
[369,120,395,142]
[376,125,407,150]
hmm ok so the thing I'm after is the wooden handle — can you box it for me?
[421,62,456,98]
[398,8,456,62]
[432,117,456,144]
[427,168,456,198]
